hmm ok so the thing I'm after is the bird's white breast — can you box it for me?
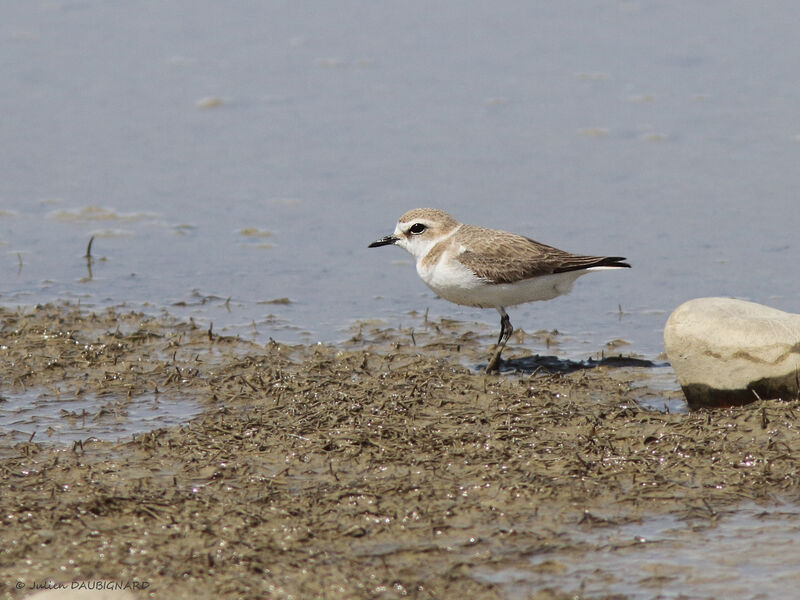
[416,244,487,305]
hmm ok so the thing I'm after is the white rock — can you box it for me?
[664,297,800,408]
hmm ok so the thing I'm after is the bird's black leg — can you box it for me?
[499,311,513,345]
[486,307,513,373]
[496,314,506,346]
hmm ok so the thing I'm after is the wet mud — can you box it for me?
[2,304,800,599]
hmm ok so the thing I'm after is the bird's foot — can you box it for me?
[485,346,504,373]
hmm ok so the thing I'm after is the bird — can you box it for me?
[368,208,630,372]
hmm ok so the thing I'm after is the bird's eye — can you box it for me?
[409,223,427,234]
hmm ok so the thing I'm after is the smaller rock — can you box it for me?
[664,297,800,409]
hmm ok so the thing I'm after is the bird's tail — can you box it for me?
[554,256,631,273]
[593,256,631,269]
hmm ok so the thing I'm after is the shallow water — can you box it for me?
[0,389,201,445]
[1,0,798,365]
[476,503,800,600]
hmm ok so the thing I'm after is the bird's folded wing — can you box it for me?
[455,226,619,284]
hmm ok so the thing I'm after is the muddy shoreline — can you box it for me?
[2,304,799,599]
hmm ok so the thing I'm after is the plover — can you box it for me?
[369,208,630,372]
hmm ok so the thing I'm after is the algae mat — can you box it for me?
[1,304,799,599]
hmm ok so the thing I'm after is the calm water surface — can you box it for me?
[2,0,797,362]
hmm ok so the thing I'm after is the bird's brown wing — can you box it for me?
[455,225,628,284]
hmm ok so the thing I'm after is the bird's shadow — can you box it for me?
[485,354,660,375]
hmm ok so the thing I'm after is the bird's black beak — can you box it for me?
[368,234,399,248]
